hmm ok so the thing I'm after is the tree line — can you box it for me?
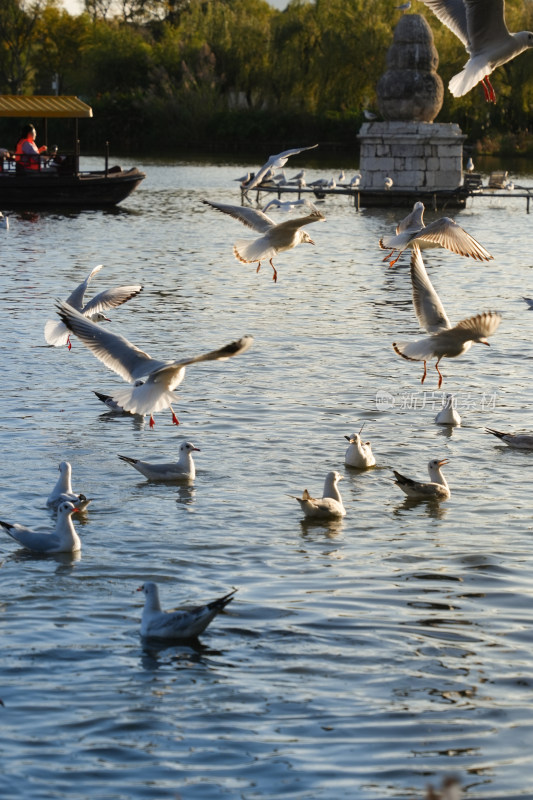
[0,0,532,156]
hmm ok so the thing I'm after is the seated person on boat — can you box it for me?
[15,123,48,170]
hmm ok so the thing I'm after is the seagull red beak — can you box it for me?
[437,459,449,467]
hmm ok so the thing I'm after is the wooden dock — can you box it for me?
[241,181,533,213]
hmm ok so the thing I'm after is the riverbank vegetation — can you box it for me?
[0,0,532,157]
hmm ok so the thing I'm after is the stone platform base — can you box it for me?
[358,120,465,191]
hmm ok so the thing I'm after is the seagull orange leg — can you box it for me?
[388,254,401,268]
[420,360,427,384]
[256,261,262,274]
[435,359,444,388]
[149,414,155,428]
[269,259,278,282]
[482,76,496,103]
[382,250,395,263]
[66,335,72,351]
[169,404,179,425]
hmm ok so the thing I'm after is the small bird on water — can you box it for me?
[118,441,200,481]
[137,581,237,639]
[289,471,346,519]
[393,458,451,501]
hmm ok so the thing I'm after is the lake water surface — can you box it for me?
[1,158,532,800]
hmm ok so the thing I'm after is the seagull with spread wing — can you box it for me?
[242,144,318,191]
[379,201,493,267]
[44,264,142,349]
[420,0,533,101]
[55,301,253,428]
[392,246,501,387]
[202,199,325,282]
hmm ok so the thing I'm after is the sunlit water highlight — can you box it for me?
[0,158,532,799]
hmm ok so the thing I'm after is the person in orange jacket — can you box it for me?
[15,123,47,170]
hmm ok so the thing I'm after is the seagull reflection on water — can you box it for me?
[299,517,344,540]
[393,496,448,521]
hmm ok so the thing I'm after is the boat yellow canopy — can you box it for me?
[0,95,93,118]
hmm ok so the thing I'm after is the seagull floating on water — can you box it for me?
[0,212,8,230]
[485,428,533,449]
[420,0,533,101]
[46,461,92,511]
[0,501,81,553]
[44,264,142,349]
[202,199,325,283]
[137,581,237,639]
[344,426,376,468]
[435,394,461,426]
[392,246,502,387]
[56,300,253,428]
[379,201,493,266]
[118,441,200,481]
[289,471,346,519]
[393,458,451,501]
[242,145,318,191]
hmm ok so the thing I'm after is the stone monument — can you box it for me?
[358,13,465,191]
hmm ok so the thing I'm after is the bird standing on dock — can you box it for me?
[202,199,325,283]
[392,246,501,387]
[379,201,493,267]
[420,0,533,101]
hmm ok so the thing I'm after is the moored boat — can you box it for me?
[0,95,145,207]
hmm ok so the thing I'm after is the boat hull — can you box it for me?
[0,167,146,207]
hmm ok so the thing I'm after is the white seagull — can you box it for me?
[392,246,502,387]
[242,145,318,191]
[379,201,493,266]
[0,501,81,553]
[393,458,451,500]
[46,461,92,511]
[44,264,143,349]
[420,0,533,101]
[435,394,462,426]
[118,441,200,481]
[56,300,253,428]
[289,471,346,519]
[202,199,325,282]
[0,212,8,230]
[137,581,237,639]
[485,428,533,449]
[261,198,313,213]
[344,427,376,468]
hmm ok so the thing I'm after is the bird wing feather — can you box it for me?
[410,246,452,333]
[410,218,493,260]
[56,301,163,382]
[202,199,275,232]
[83,285,143,316]
[65,264,104,310]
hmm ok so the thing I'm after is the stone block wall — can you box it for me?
[358,120,465,191]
